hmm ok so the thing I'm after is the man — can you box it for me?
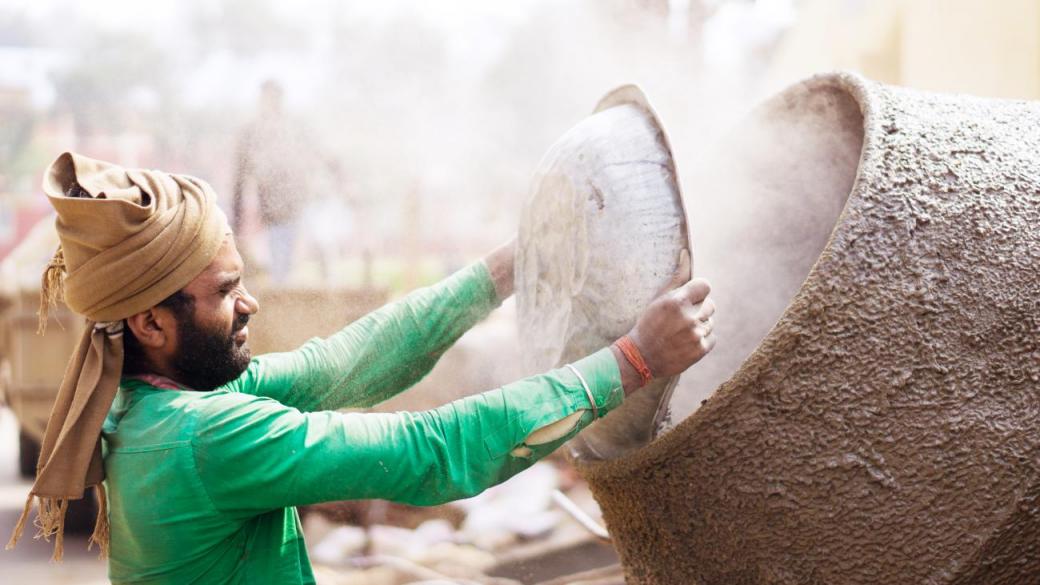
[8,152,716,584]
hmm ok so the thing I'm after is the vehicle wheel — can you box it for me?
[18,430,39,478]
[64,487,100,535]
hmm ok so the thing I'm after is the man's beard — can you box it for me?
[170,312,251,391]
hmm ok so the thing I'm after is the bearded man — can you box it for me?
[7,152,716,584]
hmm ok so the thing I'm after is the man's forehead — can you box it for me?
[191,237,242,286]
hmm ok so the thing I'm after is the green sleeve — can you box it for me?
[192,348,623,513]
[223,261,501,412]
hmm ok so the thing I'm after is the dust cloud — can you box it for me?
[1,0,849,420]
[668,80,866,420]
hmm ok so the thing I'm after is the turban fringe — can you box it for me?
[6,152,228,560]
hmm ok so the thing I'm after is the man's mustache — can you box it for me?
[231,312,250,334]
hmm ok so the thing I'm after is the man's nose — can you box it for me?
[236,289,260,315]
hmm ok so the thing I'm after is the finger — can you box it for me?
[657,249,692,296]
[694,297,716,321]
[677,277,711,305]
[693,318,713,339]
[700,333,717,354]
[696,316,714,337]
[680,300,700,322]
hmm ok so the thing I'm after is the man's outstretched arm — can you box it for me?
[193,347,622,515]
[225,241,516,412]
[195,256,715,515]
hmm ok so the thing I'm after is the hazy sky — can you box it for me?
[0,0,798,255]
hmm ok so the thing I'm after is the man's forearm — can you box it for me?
[233,261,501,410]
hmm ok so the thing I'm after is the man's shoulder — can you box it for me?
[190,388,286,417]
[188,389,301,439]
[114,385,285,432]
[108,389,296,452]
[105,389,259,450]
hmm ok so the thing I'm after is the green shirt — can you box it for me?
[102,262,623,584]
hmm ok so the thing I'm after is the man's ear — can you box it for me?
[125,308,171,349]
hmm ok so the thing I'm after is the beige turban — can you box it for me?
[6,152,228,560]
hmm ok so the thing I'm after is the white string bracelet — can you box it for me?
[565,364,599,419]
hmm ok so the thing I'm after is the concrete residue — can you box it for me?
[579,72,1040,584]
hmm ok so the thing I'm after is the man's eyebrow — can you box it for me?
[215,274,241,290]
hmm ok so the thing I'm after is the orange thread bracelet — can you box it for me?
[615,335,652,387]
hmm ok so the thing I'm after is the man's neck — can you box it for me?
[126,373,189,391]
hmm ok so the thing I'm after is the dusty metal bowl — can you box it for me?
[516,85,690,461]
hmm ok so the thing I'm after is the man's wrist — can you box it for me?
[482,239,516,301]
[610,343,643,396]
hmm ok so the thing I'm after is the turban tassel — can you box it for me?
[38,245,66,334]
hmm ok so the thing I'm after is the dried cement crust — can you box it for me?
[580,72,1040,584]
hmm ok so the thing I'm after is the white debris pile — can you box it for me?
[455,459,562,550]
[305,462,615,585]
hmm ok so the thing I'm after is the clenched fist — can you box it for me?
[612,250,716,393]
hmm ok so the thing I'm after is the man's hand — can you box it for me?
[612,250,716,394]
[483,238,516,301]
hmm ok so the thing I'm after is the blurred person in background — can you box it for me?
[231,80,316,285]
